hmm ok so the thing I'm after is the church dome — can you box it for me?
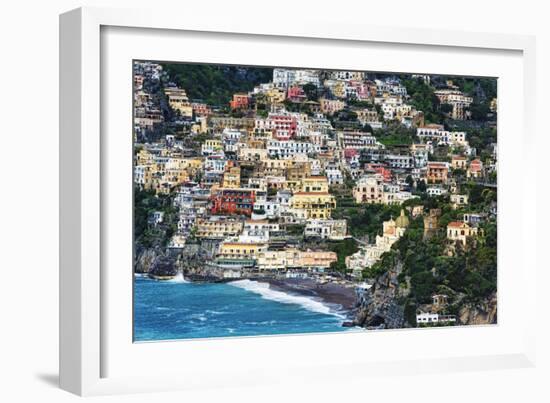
[395,209,410,228]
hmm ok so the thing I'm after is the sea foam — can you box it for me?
[168,272,188,283]
[229,279,343,318]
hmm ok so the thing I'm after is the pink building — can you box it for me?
[267,113,297,140]
[287,86,307,102]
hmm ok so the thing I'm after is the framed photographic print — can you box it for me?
[60,6,537,396]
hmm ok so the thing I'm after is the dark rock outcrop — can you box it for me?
[353,259,410,329]
[458,292,497,325]
[135,248,161,274]
[148,255,177,279]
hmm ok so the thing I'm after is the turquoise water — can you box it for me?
[134,276,350,341]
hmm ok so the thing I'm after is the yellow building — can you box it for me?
[238,147,269,162]
[218,242,266,260]
[447,221,478,245]
[262,158,290,176]
[181,158,203,176]
[290,192,336,219]
[257,249,297,271]
[164,87,193,118]
[195,218,244,239]
[319,98,346,114]
[264,87,286,104]
[295,250,337,269]
[135,148,154,165]
[451,155,467,170]
[285,162,312,189]
[222,166,241,188]
[300,176,329,193]
[201,139,223,155]
[257,248,337,270]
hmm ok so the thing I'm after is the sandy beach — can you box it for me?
[258,277,359,316]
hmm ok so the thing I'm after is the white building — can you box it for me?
[267,140,319,158]
[204,156,227,174]
[273,68,321,89]
[416,312,457,325]
[326,167,344,185]
[416,126,468,147]
[148,211,164,226]
[304,219,347,240]
[385,154,414,170]
[427,186,448,197]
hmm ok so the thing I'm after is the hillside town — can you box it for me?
[133,61,498,328]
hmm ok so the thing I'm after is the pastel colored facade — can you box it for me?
[267,112,298,140]
[326,167,344,185]
[201,139,223,155]
[426,162,449,184]
[300,176,329,193]
[218,242,267,260]
[263,87,286,104]
[304,219,347,240]
[238,147,269,162]
[355,108,380,126]
[164,86,193,118]
[296,250,337,269]
[385,154,414,170]
[195,217,244,239]
[433,89,473,120]
[353,174,383,204]
[286,161,312,187]
[287,86,307,102]
[266,140,319,158]
[273,69,320,89]
[257,250,294,271]
[222,166,241,188]
[467,159,484,179]
[347,211,409,275]
[450,194,469,209]
[416,126,467,146]
[337,131,378,150]
[446,221,478,245]
[451,155,467,170]
[364,163,392,182]
[319,98,346,115]
[290,192,336,219]
[191,102,212,116]
[209,116,256,131]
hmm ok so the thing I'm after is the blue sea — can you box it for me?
[134,275,350,341]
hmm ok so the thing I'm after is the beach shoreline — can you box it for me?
[139,272,360,321]
[255,277,359,318]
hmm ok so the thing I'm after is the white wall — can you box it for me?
[0,1,548,402]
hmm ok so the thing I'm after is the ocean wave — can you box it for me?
[168,272,189,283]
[229,279,344,318]
[190,313,207,322]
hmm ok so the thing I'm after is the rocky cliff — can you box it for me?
[458,292,497,325]
[135,248,161,274]
[353,259,410,329]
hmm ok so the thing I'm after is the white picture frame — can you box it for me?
[60,6,538,396]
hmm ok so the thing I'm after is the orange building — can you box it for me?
[426,162,449,184]
[230,93,249,110]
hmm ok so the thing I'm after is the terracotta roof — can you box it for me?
[447,221,467,228]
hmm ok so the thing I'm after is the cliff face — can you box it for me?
[354,260,410,329]
[458,292,497,325]
[135,248,160,273]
